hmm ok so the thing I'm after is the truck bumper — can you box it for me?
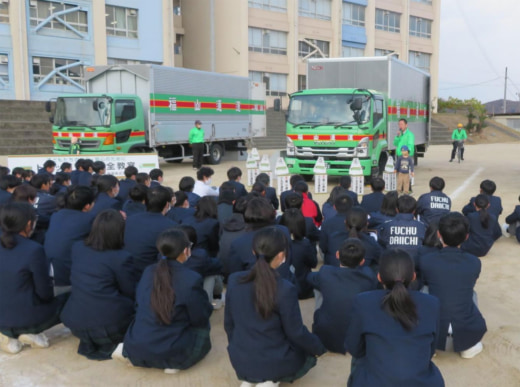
[284,157,374,176]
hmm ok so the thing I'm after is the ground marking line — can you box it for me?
[448,167,484,201]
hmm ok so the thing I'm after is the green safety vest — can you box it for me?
[189,127,205,144]
[452,129,468,141]
[393,129,415,156]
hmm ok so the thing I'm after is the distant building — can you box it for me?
[0,0,440,105]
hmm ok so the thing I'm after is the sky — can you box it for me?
[439,0,520,104]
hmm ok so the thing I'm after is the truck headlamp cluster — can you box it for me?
[287,136,295,156]
[355,137,369,158]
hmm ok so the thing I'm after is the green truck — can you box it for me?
[282,56,431,181]
[48,65,266,164]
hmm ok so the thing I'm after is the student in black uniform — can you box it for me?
[122,184,148,217]
[319,194,354,265]
[77,159,94,187]
[0,203,67,354]
[280,174,313,212]
[49,172,70,196]
[308,238,377,354]
[44,186,95,289]
[321,186,346,221]
[415,221,442,288]
[339,175,360,206]
[504,195,520,242]
[136,172,151,187]
[227,167,248,198]
[367,190,398,229]
[183,196,220,257]
[124,185,178,276]
[30,173,58,233]
[219,196,248,280]
[60,209,138,360]
[225,227,326,386]
[360,177,385,214]
[256,172,279,210]
[462,179,503,220]
[166,190,196,224]
[117,166,138,202]
[37,159,56,179]
[179,175,200,208]
[345,249,444,387]
[461,194,501,257]
[113,229,212,374]
[420,212,487,358]
[279,209,318,299]
[90,175,122,216]
[282,192,320,243]
[0,175,21,205]
[149,168,164,188]
[416,176,451,226]
[217,182,236,227]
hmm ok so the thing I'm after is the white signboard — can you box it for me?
[7,153,159,178]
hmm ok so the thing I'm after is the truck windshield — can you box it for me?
[54,97,111,128]
[287,94,371,127]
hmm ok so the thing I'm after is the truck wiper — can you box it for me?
[334,121,356,128]
[311,121,339,128]
[293,121,321,128]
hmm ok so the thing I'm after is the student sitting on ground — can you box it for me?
[321,186,346,221]
[419,212,487,359]
[217,182,236,227]
[49,172,70,196]
[183,196,220,257]
[225,227,326,386]
[193,167,219,198]
[0,203,68,354]
[345,249,444,386]
[60,209,138,360]
[279,209,318,299]
[113,229,212,374]
[462,179,503,221]
[122,184,148,217]
[367,190,398,229]
[416,176,452,226]
[282,192,320,243]
[136,172,151,187]
[461,194,501,257]
[227,167,248,198]
[90,175,122,217]
[338,175,360,206]
[319,194,354,265]
[0,175,21,205]
[219,196,248,281]
[166,190,196,224]
[308,238,377,354]
[179,176,200,208]
[503,195,520,242]
[360,177,385,214]
[280,174,313,212]
[117,166,137,202]
[256,172,279,210]
[149,168,164,187]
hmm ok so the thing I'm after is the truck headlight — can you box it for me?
[355,137,369,158]
[287,136,295,156]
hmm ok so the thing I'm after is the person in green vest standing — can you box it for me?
[393,118,415,158]
[450,123,468,162]
[189,120,205,170]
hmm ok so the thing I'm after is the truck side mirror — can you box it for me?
[274,98,281,112]
[45,101,51,113]
[350,97,363,111]
[93,100,98,111]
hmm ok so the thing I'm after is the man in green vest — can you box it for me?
[189,120,205,170]
[450,123,468,162]
[393,118,415,157]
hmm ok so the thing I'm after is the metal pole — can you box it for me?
[504,67,507,114]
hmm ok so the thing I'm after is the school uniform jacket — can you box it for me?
[186,191,201,208]
[77,171,93,187]
[265,186,279,210]
[182,216,220,257]
[419,247,487,351]
[416,190,451,226]
[90,192,122,217]
[462,195,503,219]
[122,200,146,217]
[60,242,138,330]
[117,179,136,202]
[44,209,95,286]
[217,202,234,227]
[184,247,223,278]
[367,211,395,229]
[225,271,326,382]
[0,189,11,205]
[276,215,320,243]
[378,213,426,260]
[166,206,196,224]
[35,190,58,227]
[124,260,213,369]
[345,290,444,387]
[319,212,347,263]
[360,191,385,214]
[0,235,59,330]
[218,214,247,277]
[228,180,248,198]
[290,238,318,299]
[307,265,377,353]
[460,212,501,257]
[321,202,336,221]
[124,212,178,275]
[505,205,520,242]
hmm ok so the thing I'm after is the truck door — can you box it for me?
[112,99,140,150]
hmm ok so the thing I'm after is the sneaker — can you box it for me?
[212,299,223,310]
[256,382,280,387]
[240,382,255,387]
[449,159,453,162]
[460,341,483,359]
[164,368,180,374]
[502,223,511,238]
[18,333,49,348]
[111,343,133,366]
[0,333,23,354]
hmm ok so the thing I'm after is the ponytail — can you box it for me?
[0,202,37,249]
[346,207,368,239]
[475,194,490,229]
[240,226,288,319]
[379,249,418,331]
[150,229,191,325]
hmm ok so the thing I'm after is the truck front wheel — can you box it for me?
[206,143,224,165]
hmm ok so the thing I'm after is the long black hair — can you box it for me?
[345,207,368,238]
[151,229,191,325]
[379,249,418,331]
[279,208,306,241]
[85,209,125,251]
[474,194,490,229]
[381,191,398,216]
[195,196,218,220]
[0,202,37,249]
[240,226,288,319]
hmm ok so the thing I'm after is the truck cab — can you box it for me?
[49,94,147,154]
[285,88,388,179]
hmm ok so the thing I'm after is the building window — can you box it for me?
[105,5,138,39]
[342,46,364,57]
[409,51,431,73]
[248,27,287,55]
[174,34,183,55]
[0,2,9,24]
[299,39,330,59]
[299,0,331,21]
[29,0,88,33]
[0,54,8,87]
[411,0,432,4]
[173,0,181,15]
[107,58,161,65]
[249,71,287,96]
[375,9,401,33]
[298,75,306,91]
[409,16,432,39]
[32,56,84,86]
[342,3,365,27]
[248,0,287,13]
[375,48,398,58]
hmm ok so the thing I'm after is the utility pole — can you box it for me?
[503,67,508,114]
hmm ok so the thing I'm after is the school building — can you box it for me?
[0,0,440,107]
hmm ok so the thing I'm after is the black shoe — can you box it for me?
[461,157,464,161]
[449,159,453,162]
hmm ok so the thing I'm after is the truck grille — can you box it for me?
[295,146,357,158]
[57,139,102,149]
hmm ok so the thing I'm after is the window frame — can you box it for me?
[32,56,84,86]
[105,5,138,39]
[248,0,287,13]
[409,16,432,39]
[342,46,364,57]
[342,2,365,27]
[248,27,288,55]
[298,39,330,59]
[408,50,431,73]
[375,9,401,33]
[249,71,288,96]
[29,0,88,33]
[0,2,9,24]
[0,54,9,87]
[298,0,332,21]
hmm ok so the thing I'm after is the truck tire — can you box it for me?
[165,159,183,164]
[206,143,224,165]
[414,151,418,166]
